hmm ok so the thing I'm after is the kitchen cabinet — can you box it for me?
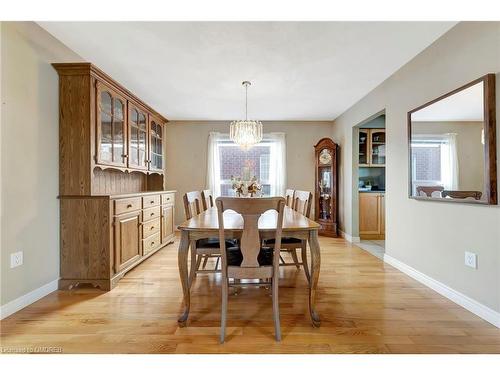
[358,128,386,167]
[359,192,385,239]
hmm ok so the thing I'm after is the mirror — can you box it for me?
[408,74,497,205]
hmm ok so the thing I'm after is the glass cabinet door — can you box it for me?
[128,106,148,170]
[97,84,127,167]
[370,130,386,166]
[318,166,332,220]
[149,118,164,172]
[359,129,369,166]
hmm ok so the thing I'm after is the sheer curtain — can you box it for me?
[206,132,225,197]
[267,132,287,196]
[441,133,459,190]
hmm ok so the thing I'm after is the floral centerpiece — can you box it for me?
[231,175,262,197]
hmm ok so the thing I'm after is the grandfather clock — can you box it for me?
[314,138,339,237]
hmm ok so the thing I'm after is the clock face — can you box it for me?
[319,149,332,165]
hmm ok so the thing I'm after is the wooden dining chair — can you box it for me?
[285,189,295,207]
[183,191,227,285]
[442,190,483,200]
[265,190,312,284]
[216,197,285,343]
[201,189,214,210]
[416,185,444,197]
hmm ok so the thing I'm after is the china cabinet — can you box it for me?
[54,63,175,291]
[314,138,339,237]
[358,128,386,167]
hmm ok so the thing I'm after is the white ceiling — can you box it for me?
[412,81,484,122]
[39,22,456,121]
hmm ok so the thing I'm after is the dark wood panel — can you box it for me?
[58,74,92,195]
[60,197,111,280]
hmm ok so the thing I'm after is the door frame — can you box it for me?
[352,110,386,242]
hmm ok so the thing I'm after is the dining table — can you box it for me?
[177,205,322,327]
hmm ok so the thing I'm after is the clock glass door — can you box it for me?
[318,166,332,220]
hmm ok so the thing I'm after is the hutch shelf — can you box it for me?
[54,63,175,291]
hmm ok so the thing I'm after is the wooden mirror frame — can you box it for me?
[407,74,497,205]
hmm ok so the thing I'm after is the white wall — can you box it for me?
[165,121,333,225]
[332,22,500,313]
[1,22,83,307]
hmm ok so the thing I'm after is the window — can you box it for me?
[411,134,458,195]
[206,133,286,197]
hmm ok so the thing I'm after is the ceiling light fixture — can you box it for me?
[230,81,263,150]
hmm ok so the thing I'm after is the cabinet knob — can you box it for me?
[150,212,154,216]
[150,200,155,204]
[127,204,132,208]
[150,226,155,230]
[151,241,155,246]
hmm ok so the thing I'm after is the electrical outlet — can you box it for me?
[10,251,23,268]
[465,251,477,269]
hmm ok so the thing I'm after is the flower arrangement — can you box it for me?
[231,175,262,197]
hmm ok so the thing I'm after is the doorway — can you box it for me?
[352,112,386,259]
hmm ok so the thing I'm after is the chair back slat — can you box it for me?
[293,190,312,218]
[285,189,295,207]
[183,191,203,220]
[216,197,285,269]
[201,189,214,210]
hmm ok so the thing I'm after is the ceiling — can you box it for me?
[412,81,484,122]
[39,22,456,121]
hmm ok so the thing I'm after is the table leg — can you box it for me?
[177,230,190,326]
[308,229,321,327]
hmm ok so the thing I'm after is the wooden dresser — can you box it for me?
[54,63,175,290]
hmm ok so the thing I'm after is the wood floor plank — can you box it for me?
[1,234,498,354]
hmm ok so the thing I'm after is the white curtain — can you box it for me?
[441,133,459,190]
[267,132,287,196]
[206,132,224,197]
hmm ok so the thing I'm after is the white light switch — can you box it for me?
[465,251,477,269]
[10,251,23,268]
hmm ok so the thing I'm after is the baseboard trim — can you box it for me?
[339,230,360,243]
[383,254,500,328]
[0,279,59,320]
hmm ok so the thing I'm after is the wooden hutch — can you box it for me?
[54,63,175,290]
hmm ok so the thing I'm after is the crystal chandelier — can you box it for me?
[230,81,263,150]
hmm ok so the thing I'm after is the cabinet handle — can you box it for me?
[150,226,155,230]
[127,204,133,208]
[166,197,170,201]
[150,200,155,204]
[122,154,128,158]
[151,241,155,246]
[150,212,154,216]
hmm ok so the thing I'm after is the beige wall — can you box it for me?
[1,22,83,306]
[332,22,500,312]
[165,121,333,225]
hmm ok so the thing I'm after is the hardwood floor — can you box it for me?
[1,235,499,354]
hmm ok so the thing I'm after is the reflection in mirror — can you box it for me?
[408,74,497,204]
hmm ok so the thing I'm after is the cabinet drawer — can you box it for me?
[143,206,160,221]
[143,232,161,255]
[142,218,160,239]
[161,193,175,205]
[142,194,160,208]
[114,197,142,215]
